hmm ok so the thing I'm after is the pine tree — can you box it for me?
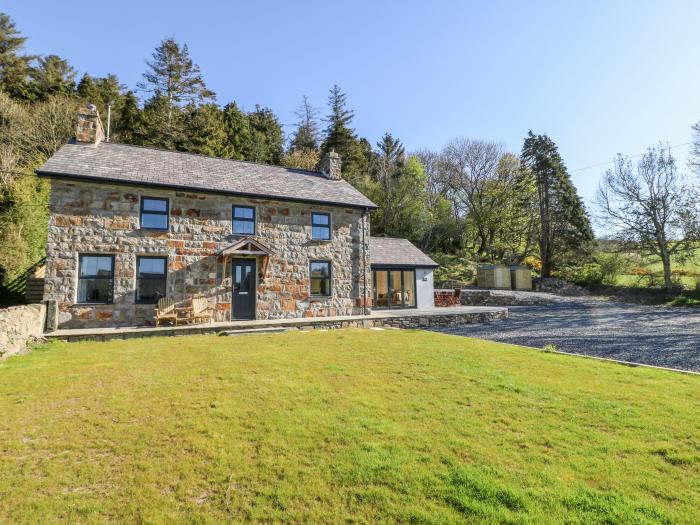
[77,73,124,119]
[112,91,142,144]
[290,95,319,151]
[0,12,33,99]
[137,38,214,145]
[321,84,355,155]
[222,102,253,160]
[319,84,369,186]
[247,105,284,165]
[520,131,593,277]
[28,55,76,100]
[140,94,180,149]
[138,38,214,110]
[182,103,231,157]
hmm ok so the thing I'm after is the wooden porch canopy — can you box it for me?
[217,237,273,275]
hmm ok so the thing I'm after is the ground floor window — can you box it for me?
[310,260,331,296]
[372,268,416,308]
[136,256,167,303]
[78,255,114,304]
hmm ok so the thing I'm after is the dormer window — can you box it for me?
[140,197,169,230]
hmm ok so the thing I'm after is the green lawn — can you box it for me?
[1,330,699,524]
[614,248,700,290]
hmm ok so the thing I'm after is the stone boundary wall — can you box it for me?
[0,304,46,359]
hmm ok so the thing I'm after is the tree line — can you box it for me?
[0,11,595,293]
[6,10,697,298]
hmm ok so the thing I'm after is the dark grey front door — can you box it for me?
[232,258,256,320]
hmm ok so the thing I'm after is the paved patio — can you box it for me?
[46,306,508,342]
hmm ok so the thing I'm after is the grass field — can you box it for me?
[1,330,699,524]
[613,248,700,290]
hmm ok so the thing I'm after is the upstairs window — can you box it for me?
[78,255,114,304]
[136,256,167,304]
[310,260,331,296]
[140,197,169,230]
[233,205,256,235]
[311,212,331,240]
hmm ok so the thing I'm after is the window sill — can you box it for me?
[309,295,332,301]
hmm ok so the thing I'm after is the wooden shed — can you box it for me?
[510,265,532,290]
[477,264,511,289]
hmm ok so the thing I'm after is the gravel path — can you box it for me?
[433,297,700,373]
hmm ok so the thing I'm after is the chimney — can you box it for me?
[75,104,105,145]
[321,149,342,180]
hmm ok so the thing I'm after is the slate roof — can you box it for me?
[369,237,439,268]
[36,141,377,209]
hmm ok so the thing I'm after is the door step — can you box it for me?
[220,327,291,336]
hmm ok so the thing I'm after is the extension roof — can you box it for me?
[369,237,439,268]
[36,141,377,209]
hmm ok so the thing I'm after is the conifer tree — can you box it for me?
[319,84,369,186]
[137,38,214,147]
[0,12,33,99]
[112,91,142,144]
[76,73,124,119]
[247,105,283,165]
[222,102,253,160]
[520,131,593,277]
[28,55,76,100]
[182,103,231,158]
[290,95,319,151]
[138,38,214,113]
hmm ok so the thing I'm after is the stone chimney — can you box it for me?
[75,104,105,145]
[321,149,342,180]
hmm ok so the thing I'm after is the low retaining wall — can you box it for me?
[46,308,508,343]
[0,304,46,359]
[460,289,555,307]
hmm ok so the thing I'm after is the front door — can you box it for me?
[232,258,256,320]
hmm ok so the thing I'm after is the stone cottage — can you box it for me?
[37,106,437,329]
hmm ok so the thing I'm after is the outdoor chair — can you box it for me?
[154,298,178,326]
[191,295,214,324]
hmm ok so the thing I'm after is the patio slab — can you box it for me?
[45,306,508,342]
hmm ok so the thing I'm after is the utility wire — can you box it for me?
[572,142,692,172]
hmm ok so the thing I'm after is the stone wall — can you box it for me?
[0,304,46,359]
[460,289,555,306]
[44,179,371,328]
[46,308,509,343]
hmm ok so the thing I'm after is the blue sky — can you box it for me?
[6,0,700,203]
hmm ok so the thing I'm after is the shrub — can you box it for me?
[594,251,632,286]
[432,253,478,286]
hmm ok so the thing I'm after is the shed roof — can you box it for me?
[37,141,377,209]
[369,237,438,268]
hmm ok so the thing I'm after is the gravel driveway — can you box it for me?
[434,297,700,373]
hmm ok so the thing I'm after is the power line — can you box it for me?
[572,142,693,173]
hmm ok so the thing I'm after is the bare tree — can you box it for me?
[595,145,700,291]
[441,138,510,256]
[690,121,700,175]
[414,148,449,208]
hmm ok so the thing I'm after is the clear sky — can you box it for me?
[6,0,700,204]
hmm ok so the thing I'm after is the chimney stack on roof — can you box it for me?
[321,149,342,180]
[75,104,105,145]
